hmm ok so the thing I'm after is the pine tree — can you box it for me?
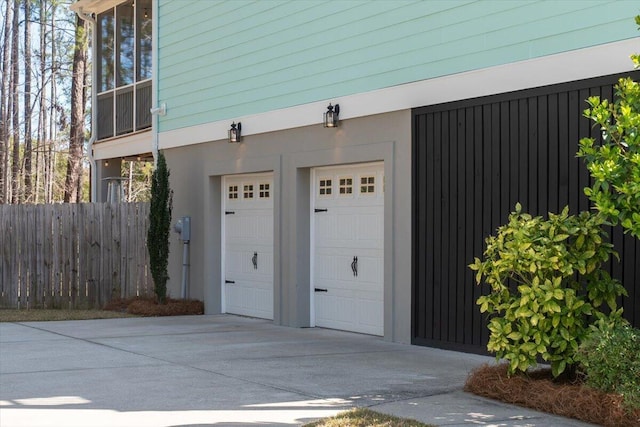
[147,152,172,303]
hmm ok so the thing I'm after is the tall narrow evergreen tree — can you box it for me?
[147,151,172,303]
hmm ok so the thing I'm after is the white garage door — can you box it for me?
[312,162,384,336]
[223,173,274,320]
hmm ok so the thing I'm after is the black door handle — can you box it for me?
[314,288,328,292]
[351,256,358,277]
[252,252,258,269]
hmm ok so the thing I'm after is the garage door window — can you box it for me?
[339,177,353,196]
[228,185,239,199]
[360,176,375,194]
[243,184,254,199]
[259,183,270,199]
[319,178,332,196]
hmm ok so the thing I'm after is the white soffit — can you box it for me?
[92,131,153,160]
[70,0,122,15]
[158,38,640,150]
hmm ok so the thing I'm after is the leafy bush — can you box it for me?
[577,19,640,239]
[576,320,640,411]
[469,204,627,377]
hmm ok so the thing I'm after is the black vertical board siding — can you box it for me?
[440,112,450,341]
[500,102,511,217]
[623,238,638,325]
[518,98,529,212]
[412,72,640,352]
[464,107,475,344]
[472,105,484,346]
[548,93,559,214]
[425,113,435,339]
[449,109,459,343]
[432,112,442,340]
[538,96,549,216]
[452,108,469,343]
[509,101,520,211]
[568,90,580,215]
[558,92,570,210]
[528,97,538,214]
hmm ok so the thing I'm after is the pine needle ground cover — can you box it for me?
[465,364,640,427]
[103,296,204,316]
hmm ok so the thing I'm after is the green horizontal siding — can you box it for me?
[158,0,639,133]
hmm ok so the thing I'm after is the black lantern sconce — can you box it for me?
[323,103,340,128]
[229,121,242,143]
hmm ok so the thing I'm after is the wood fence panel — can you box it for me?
[11,207,21,307]
[77,204,87,307]
[0,203,152,309]
[42,206,53,308]
[15,206,24,307]
[26,205,36,307]
[0,205,6,305]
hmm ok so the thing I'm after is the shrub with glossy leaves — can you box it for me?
[577,17,640,239]
[576,319,640,411]
[469,204,627,377]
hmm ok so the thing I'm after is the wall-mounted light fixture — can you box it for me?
[150,103,167,116]
[229,122,242,143]
[104,160,109,167]
[323,103,340,128]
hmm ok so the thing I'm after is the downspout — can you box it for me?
[151,0,160,165]
[73,7,98,201]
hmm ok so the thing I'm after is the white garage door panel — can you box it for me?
[312,162,384,336]
[224,173,274,320]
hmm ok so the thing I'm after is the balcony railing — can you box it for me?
[97,79,152,140]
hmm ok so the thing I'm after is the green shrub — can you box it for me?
[576,320,640,411]
[469,204,627,377]
[577,17,640,239]
[148,151,173,304]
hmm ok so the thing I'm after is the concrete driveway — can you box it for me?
[0,315,594,426]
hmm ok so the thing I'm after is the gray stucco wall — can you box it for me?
[163,109,412,343]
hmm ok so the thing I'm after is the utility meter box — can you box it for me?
[173,216,191,242]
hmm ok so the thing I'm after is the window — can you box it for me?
[339,177,353,195]
[228,185,238,199]
[116,2,134,87]
[96,0,152,140]
[259,183,270,199]
[360,176,375,194]
[319,179,332,196]
[97,10,114,92]
[136,0,152,82]
[243,184,254,199]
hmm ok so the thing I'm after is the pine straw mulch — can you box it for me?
[103,296,204,317]
[464,364,640,427]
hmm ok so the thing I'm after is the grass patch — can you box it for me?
[0,297,204,322]
[304,408,435,427]
[0,309,136,322]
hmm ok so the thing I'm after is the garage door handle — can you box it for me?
[225,280,235,284]
[351,256,358,277]
[314,288,328,292]
[252,252,258,269]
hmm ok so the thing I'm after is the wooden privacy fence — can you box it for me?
[0,203,154,309]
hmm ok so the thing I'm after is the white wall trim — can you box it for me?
[158,37,639,150]
[93,131,153,160]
